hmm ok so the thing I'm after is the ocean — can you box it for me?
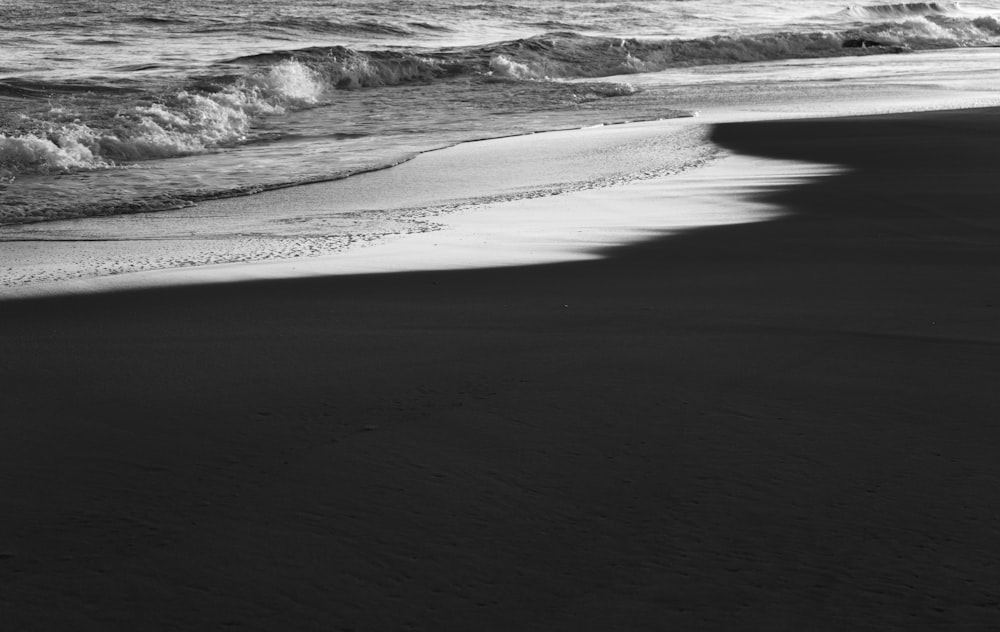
[3,1,1000,229]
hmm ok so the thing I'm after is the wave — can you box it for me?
[225,47,454,88]
[5,8,1000,182]
[407,21,454,33]
[257,17,418,37]
[481,18,999,80]
[0,60,325,178]
[840,2,963,19]
[224,16,455,41]
[69,38,126,46]
[0,78,138,98]
[223,27,906,90]
[128,16,192,25]
[0,38,646,183]
[849,13,1000,48]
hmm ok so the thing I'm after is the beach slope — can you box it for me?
[1,108,999,630]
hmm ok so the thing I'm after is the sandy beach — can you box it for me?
[2,106,1000,630]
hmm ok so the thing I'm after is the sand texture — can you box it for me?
[2,108,999,630]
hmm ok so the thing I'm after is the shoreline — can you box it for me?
[0,149,838,299]
[2,106,999,628]
[7,56,1000,299]
[0,118,719,298]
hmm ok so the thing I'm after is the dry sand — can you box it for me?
[2,108,999,630]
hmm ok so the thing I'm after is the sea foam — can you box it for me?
[0,128,108,174]
[0,60,325,179]
[841,2,963,19]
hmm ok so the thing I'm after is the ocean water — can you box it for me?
[3,0,1000,227]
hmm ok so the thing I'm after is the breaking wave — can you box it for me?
[479,15,1000,79]
[228,10,1000,86]
[0,60,324,178]
[4,7,1000,185]
[225,46,454,88]
[840,2,963,19]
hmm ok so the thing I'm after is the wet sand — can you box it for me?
[1,107,999,630]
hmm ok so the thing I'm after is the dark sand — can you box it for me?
[2,108,999,630]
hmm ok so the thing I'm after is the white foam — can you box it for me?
[0,60,326,182]
[489,54,542,80]
[247,60,325,105]
[841,2,963,19]
[0,128,108,173]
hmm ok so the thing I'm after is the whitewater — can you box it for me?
[4,0,1000,291]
